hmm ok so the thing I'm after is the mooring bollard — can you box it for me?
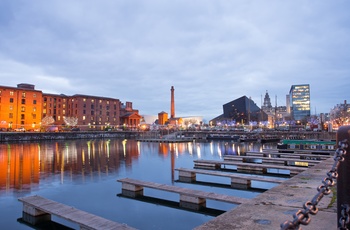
[337,125,350,228]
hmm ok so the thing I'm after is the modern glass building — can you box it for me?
[289,84,310,121]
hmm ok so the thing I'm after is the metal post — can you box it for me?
[337,125,350,228]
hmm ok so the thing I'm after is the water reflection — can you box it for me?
[0,139,276,195]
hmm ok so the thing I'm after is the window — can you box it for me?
[83,116,86,120]
[33,107,36,112]
[9,113,13,118]
[33,94,36,98]
[91,111,94,115]
[10,91,14,96]
[32,114,36,119]
[21,99,25,104]
[9,105,13,111]
[22,92,26,98]
[10,98,14,103]
[33,100,37,104]
[21,114,25,119]
[21,106,25,112]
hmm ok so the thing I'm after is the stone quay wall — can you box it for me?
[0,131,140,142]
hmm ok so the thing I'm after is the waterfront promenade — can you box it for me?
[195,156,337,230]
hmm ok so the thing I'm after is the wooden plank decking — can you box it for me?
[117,178,249,205]
[175,167,285,183]
[223,155,321,167]
[18,195,135,230]
[193,159,307,176]
[257,150,332,159]
[175,167,285,189]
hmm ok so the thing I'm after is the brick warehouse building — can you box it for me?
[0,83,141,131]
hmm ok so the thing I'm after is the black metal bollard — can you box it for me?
[337,125,350,228]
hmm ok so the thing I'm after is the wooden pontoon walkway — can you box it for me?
[18,195,135,230]
[253,150,332,160]
[193,159,307,176]
[175,167,285,189]
[223,155,320,167]
[117,178,249,208]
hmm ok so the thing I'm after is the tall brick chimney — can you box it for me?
[170,86,175,118]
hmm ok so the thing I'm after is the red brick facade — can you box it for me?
[0,84,140,131]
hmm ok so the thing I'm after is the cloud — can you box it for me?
[0,0,349,121]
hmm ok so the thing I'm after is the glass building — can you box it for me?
[289,84,310,121]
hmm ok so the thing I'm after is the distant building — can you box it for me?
[261,91,290,128]
[289,84,311,121]
[210,96,267,126]
[158,111,168,125]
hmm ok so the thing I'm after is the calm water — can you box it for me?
[0,138,280,230]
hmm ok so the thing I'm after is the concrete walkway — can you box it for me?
[194,157,337,230]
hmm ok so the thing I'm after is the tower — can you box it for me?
[170,86,175,118]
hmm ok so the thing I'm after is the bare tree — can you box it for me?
[41,116,55,126]
[63,116,78,126]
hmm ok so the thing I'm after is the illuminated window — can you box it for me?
[10,91,14,96]
[83,116,86,120]
[22,92,26,98]
[21,106,25,112]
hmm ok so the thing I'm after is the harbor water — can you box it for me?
[0,138,282,230]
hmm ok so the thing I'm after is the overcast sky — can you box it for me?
[1,0,349,122]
